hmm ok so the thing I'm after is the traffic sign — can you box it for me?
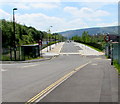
[104,35,110,42]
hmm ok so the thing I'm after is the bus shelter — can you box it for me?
[21,44,40,60]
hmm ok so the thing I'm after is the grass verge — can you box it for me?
[113,60,120,74]
[25,56,43,61]
[80,43,103,52]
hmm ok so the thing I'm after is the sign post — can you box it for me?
[38,40,42,56]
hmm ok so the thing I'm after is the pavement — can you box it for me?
[42,42,65,57]
[74,42,104,56]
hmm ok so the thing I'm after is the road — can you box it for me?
[2,42,118,103]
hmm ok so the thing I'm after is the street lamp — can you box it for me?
[13,8,17,60]
[48,26,52,51]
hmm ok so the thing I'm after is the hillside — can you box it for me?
[1,19,64,48]
[59,26,118,38]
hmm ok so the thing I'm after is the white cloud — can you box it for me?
[64,7,110,18]
[61,0,118,3]
[0,9,113,32]
[12,3,30,9]
[15,12,89,32]
[0,0,61,3]
[11,2,60,10]
[16,13,66,32]
[29,3,59,9]
[1,0,118,2]
[97,21,117,27]
[20,0,61,2]
[66,19,89,29]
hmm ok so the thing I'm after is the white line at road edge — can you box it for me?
[25,61,91,104]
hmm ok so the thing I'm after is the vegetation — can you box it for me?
[113,60,120,74]
[71,31,106,51]
[1,19,65,61]
[1,19,65,48]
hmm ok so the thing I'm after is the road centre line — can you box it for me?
[25,61,91,104]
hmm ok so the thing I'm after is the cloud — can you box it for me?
[11,2,60,10]
[0,9,114,33]
[15,12,89,32]
[61,0,118,3]
[12,3,30,9]
[29,3,59,9]
[64,7,110,19]
[16,13,65,32]
[1,0,118,2]
[1,0,61,3]
[97,21,117,27]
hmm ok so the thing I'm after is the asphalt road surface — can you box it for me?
[2,42,118,103]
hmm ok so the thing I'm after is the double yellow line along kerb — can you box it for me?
[25,61,91,104]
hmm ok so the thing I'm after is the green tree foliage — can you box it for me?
[1,19,65,48]
[71,31,106,51]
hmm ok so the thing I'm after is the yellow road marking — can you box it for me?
[25,61,91,104]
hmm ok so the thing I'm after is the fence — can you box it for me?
[105,42,120,64]
[2,40,59,61]
[2,47,24,61]
[2,42,48,61]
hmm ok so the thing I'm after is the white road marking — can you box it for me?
[1,69,7,72]
[60,53,81,55]
[91,63,98,66]
[22,64,38,68]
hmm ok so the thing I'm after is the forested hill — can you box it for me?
[59,26,118,38]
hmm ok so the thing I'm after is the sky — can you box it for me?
[0,0,118,33]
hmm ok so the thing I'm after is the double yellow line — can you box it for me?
[25,61,90,104]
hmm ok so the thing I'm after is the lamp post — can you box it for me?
[13,8,17,60]
[48,26,52,51]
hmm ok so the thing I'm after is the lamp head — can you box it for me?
[13,8,17,10]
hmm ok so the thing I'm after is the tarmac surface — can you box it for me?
[40,55,118,102]
[2,42,118,103]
